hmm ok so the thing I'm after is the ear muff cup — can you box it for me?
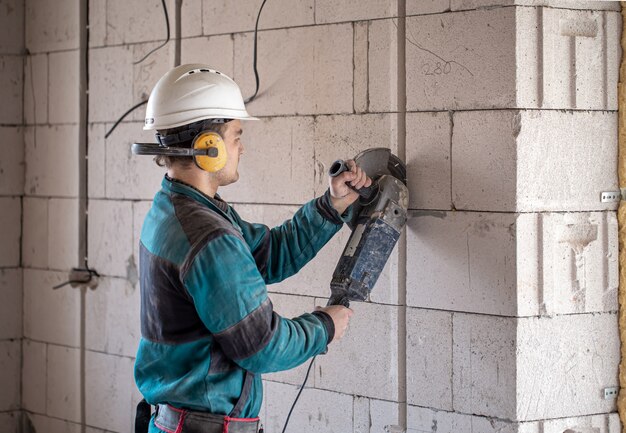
[192,131,227,172]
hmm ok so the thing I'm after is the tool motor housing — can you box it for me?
[328,149,408,307]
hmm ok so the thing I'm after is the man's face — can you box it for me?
[216,119,244,186]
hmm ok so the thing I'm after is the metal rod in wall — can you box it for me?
[78,0,89,430]
[616,4,626,427]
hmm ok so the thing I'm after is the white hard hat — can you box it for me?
[143,64,258,131]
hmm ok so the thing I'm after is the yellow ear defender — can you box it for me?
[192,131,227,173]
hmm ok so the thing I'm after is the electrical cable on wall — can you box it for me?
[134,0,170,65]
[244,0,268,104]
[105,0,170,138]
[106,0,267,138]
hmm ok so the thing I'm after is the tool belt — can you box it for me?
[154,404,261,433]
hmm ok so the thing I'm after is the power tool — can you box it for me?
[327,147,409,307]
[281,148,409,433]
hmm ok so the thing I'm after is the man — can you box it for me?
[134,64,370,433]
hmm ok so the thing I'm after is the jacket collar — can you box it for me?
[162,175,233,222]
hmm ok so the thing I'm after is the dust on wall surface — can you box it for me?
[18,0,623,432]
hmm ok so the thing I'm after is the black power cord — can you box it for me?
[134,0,170,65]
[105,0,170,138]
[244,0,268,104]
[281,356,315,433]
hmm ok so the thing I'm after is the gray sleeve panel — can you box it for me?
[212,298,279,361]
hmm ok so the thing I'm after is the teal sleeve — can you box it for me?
[183,233,331,374]
[232,193,352,284]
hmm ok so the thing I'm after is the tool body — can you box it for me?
[328,148,409,307]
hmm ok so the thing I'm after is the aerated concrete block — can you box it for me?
[370,399,402,433]
[316,0,397,24]
[105,122,164,200]
[0,56,22,124]
[88,123,105,198]
[315,301,399,400]
[312,113,399,198]
[86,277,140,358]
[22,197,48,268]
[202,0,314,35]
[524,413,621,433]
[87,200,134,278]
[48,198,80,270]
[88,0,106,47]
[407,406,519,433]
[47,344,80,422]
[353,397,369,433]
[22,340,46,413]
[24,54,47,125]
[0,197,20,267]
[263,381,354,433]
[23,269,80,346]
[0,0,24,54]
[452,110,618,212]
[25,0,78,53]
[406,9,516,111]
[130,41,173,122]
[406,0,451,15]
[517,212,618,316]
[88,46,133,123]
[452,0,620,12]
[49,50,79,124]
[0,127,24,196]
[353,22,368,113]
[406,211,517,316]
[233,25,353,117]
[265,292,318,386]
[406,112,452,210]
[28,414,82,433]
[406,7,619,111]
[516,8,620,110]
[180,0,202,38]
[0,413,20,433]
[516,313,618,420]
[0,269,22,340]
[406,308,453,410]
[515,111,617,212]
[106,0,171,45]
[453,313,517,419]
[85,351,135,433]
[222,116,315,205]
[0,340,20,411]
[180,35,233,76]
[369,19,398,113]
[24,125,80,197]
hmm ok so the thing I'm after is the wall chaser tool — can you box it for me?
[327,147,409,307]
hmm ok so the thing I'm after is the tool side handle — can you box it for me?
[328,160,377,201]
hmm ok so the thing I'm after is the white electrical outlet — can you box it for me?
[603,387,619,399]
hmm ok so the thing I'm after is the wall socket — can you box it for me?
[603,387,618,399]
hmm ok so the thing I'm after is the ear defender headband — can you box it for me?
[131,121,230,173]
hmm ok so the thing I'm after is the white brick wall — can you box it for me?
[23,269,80,346]
[9,1,622,432]
[0,56,23,123]
[25,0,78,53]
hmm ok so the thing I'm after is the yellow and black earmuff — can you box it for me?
[131,126,229,173]
[191,131,227,173]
